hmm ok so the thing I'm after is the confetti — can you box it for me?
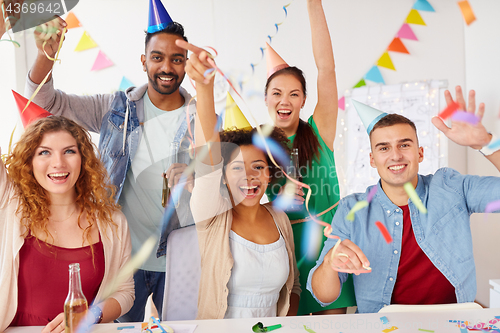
[450,111,480,125]
[367,186,378,203]
[485,199,500,214]
[418,329,434,333]
[438,101,460,120]
[403,182,427,213]
[382,326,398,333]
[375,221,393,243]
[346,200,369,221]
[458,0,476,25]
[252,133,290,167]
[380,316,389,324]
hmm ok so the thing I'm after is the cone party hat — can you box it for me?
[265,42,289,78]
[224,92,252,130]
[12,90,53,128]
[147,0,173,33]
[351,99,388,135]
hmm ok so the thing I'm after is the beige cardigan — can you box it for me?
[0,158,135,331]
[191,161,301,319]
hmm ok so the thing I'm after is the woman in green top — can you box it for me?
[264,0,355,315]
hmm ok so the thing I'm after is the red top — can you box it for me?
[391,205,457,305]
[11,234,105,326]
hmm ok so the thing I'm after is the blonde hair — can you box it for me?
[6,116,119,245]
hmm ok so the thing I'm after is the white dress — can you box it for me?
[224,226,289,319]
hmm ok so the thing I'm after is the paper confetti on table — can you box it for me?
[380,316,389,324]
[438,101,460,120]
[382,326,399,333]
[404,182,427,213]
[458,0,476,25]
[418,329,434,332]
[375,221,393,243]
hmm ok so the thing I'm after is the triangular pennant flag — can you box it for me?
[387,37,410,54]
[412,0,435,12]
[405,9,426,25]
[224,92,251,130]
[91,50,114,71]
[65,12,82,29]
[458,1,476,26]
[119,77,135,91]
[338,96,345,111]
[74,31,98,51]
[396,23,418,41]
[353,78,366,88]
[377,52,396,70]
[12,90,53,127]
[364,66,385,84]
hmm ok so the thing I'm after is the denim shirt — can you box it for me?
[97,86,196,257]
[307,167,500,313]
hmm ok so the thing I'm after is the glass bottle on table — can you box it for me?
[162,142,179,207]
[64,263,88,333]
[287,148,302,212]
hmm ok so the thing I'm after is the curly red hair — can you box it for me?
[5,116,119,245]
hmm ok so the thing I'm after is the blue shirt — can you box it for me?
[307,167,500,313]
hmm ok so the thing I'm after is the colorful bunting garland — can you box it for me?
[339,0,434,107]
[91,50,114,71]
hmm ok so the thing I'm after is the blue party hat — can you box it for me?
[351,99,388,135]
[147,0,173,33]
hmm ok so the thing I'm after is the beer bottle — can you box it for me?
[64,263,88,333]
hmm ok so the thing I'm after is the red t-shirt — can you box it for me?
[11,234,105,326]
[391,205,457,304]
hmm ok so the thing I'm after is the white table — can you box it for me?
[6,308,500,333]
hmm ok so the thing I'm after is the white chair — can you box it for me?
[378,302,482,313]
[161,224,201,320]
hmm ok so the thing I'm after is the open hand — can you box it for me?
[432,86,491,149]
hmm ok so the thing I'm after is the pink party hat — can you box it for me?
[265,42,289,78]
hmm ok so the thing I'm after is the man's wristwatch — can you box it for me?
[89,306,103,324]
[478,133,499,156]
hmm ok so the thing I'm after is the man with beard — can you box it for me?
[25,3,196,321]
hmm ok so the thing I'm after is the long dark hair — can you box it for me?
[265,66,320,168]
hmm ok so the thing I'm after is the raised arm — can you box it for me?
[176,40,220,165]
[308,0,338,151]
[432,86,500,172]
[29,16,67,84]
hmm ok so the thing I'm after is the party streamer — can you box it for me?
[403,182,427,213]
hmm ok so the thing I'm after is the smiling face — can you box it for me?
[32,130,81,201]
[369,123,423,191]
[141,33,186,96]
[224,145,271,207]
[265,74,306,136]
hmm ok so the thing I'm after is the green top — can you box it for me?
[266,116,355,314]
[267,116,340,224]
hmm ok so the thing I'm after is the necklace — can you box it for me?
[49,207,77,223]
